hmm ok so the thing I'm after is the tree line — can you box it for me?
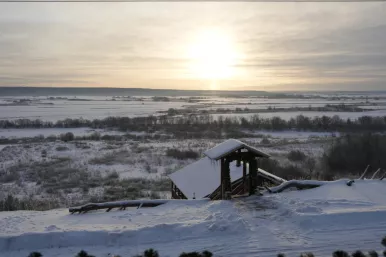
[2,114,386,133]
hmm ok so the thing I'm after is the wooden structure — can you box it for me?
[169,139,273,200]
[203,139,270,200]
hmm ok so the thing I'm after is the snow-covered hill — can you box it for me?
[1,180,386,257]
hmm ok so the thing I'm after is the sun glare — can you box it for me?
[188,30,237,82]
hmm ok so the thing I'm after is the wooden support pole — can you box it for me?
[243,160,247,194]
[256,158,262,187]
[224,157,231,199]
[220,158,225,200]
[249,158,257,196]
[236,149,241,167]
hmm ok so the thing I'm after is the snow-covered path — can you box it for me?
[1,180,386,257]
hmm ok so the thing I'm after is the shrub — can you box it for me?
[261,137,270,145]
[60,132,74,142]
[179,251,213,257]
[277,254,286,257]
[287,150,307,162]
[202,251,213,257]
[323,134,386,176]
[76,250,94,257]
[166,149,199,160]
[369,251,379,257]
[333,250,349,257]
[382,236,386,247]
[56,146,69,151]
[144,248,159,257]
[28,252,43,257]
[179,252,202,257]
[352,251,366,257]
[106,171,119,180]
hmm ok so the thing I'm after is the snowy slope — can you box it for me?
[1,180,386,257]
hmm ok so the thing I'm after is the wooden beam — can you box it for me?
[243,160,247,194]
[249,158,257,195]
[236,149,241,167]
[224,157,231,199]
[220,157,225,200]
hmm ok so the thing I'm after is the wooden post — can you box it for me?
[220,158,225,200]
[220,157,232,200]
[256,158,261,187]
[171,182,173,199]
[224,157,231,199]
[236,149,241,167]
[249,157,257,195]
[242,160,247,194]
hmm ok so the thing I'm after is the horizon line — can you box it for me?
[1,86,386,93]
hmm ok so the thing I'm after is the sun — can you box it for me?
[188,30,237,82]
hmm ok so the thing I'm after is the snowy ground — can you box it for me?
[0,128,124,138]
[0,134,330,206]
[211,109,386,121]
[2,94,386,122]
[0,180,385,257]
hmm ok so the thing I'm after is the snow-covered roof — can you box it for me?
[168,157,245,199]
[204,139,270,160]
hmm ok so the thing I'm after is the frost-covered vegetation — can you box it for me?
[25,235,386,257]
[2,92,386,211]
[0,129,367,210]
[2,114,386,134]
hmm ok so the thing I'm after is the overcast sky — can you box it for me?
[0,2,385,91]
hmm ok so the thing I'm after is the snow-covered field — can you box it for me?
[212,109,386,121]
[0,180,385,257]
[2,94,386,122]
[2,92,386,257]
[0,128,124,138]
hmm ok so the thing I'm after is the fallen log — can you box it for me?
[69,199,170,214]
[267,180,327,193]
[69,199,209,214]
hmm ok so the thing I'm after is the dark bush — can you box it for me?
[60,132,74,142]
[287,150,307,162]
[166,149,199,160]
[76,250,94,257]
[382,236,386,247]
[144,248,159,257]
[179,251,213,257]
[277,254,286,257]
[323,134,386,176]
[260,158,305,180]
[56,146,69,151]
[369,251,379,257]
[202,250,213,257]
[28,252,43,257]
[333,250,349,257]
[352,250,366,257]
[179,252,202,257]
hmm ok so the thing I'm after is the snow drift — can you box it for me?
[1,180,386,257]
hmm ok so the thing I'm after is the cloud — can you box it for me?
[0,2,385,90]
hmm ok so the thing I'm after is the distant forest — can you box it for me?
[1,114,386,133]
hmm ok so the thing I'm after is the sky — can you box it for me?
[0,2,385,91]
